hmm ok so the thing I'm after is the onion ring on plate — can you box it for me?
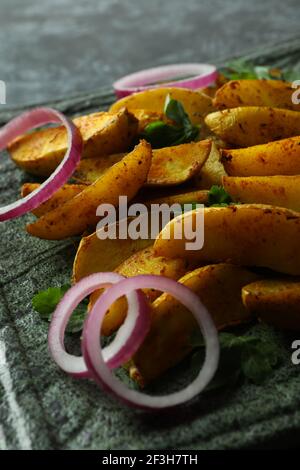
[82,274,219,410]
[113,63,218,98]
[48,272,150,378]
[0,107,83,221]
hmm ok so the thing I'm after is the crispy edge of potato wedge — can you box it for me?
[223,175,300,212]
[193,140,227,189]
[146,140,211,186]
[73,154,125,184]
[9,109,138,177]
[26,140,152,240]
[213,79,300,111]
[110,87,214,125]
[242,278,300,330]
[21,183,86,217]
[154,204,300,275]
[221,136,300,176]
[205,107,300,147]
[129,263,260,385]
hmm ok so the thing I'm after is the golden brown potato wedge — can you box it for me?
[154,204,300,275]
[26,140,152,240]
[110,87,214,125]
[72,141,211,187]
[21,183,86,217]
[193,141,227,189]
[146,140,211,186]
[99,246,189,336]
[221,136,300,176]
[130,264,260,384]
[213,79,300,111]
[73,153,125,184]
[144,189,209,207]
[205,107,300,147]
[9,109,138,177]
[223,175,300,212]
[130,109,165,133]
[242,278,300,330]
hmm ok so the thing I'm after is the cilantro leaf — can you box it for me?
[32,284,88,334]
[190,331,281,391]
[140,95,200,148]
[220,59,286,81]
[207,185,233,207]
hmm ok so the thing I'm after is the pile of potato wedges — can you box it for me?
[9,79,300,385]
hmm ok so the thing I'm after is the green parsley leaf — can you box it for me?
[190,331,281,391]
[32,284,88,334]
[140,95,200,148]
[207,185,233,207]
[220,59,285,81]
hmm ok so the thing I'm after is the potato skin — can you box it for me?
[213,79,300,111]
[242,278,300,330]
[130,264,260,384]
[223,175,300,212]
[154,204,300,275]
[26,141,152,240]
[221,137,300,176]
[110,87,214,125]
[205,107,300,147]
[193,141,227,189]
[9,109,138,177]
[21,183,86,217]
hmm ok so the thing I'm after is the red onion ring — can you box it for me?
[113,63,218,98]
[0,107,83,221]
[48,272,150,378]
[82,275,219,410]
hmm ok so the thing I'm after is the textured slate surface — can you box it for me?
[1,38,300,450]
[1,0,300,107]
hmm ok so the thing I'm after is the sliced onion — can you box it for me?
[0,107,83,221]
[82,274,219,410]
[48,272,150,378]
[113,63,218,98]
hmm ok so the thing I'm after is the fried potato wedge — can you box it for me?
[193,141,227,189]
[99,246,189,336]
[9,109,138,177]
[130,264,260,384]
[72,141,211,187]
[154,204,300,275]
[73,153,125,184]
[242,278,300,330]
[110,87,213,125]
[221,136,300,176]
[26,140,152,239]
[223,175,300,212]
[146,140,211,186]
[21,183,86,217]
[144,189,209,207]
[205,107,300,147]
[213,79,300,111]
[130,109,164,133]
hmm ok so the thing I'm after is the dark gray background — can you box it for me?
[1,0,299,107]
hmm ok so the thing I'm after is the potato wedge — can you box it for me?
[130,264,260,384]
[213,79,300,111]
[99,246,189,336]
[193,140,227,189]
[72,141,211,187]
[146,140,211,186]
[26,140,152,239]
[144,189,209,207]
[21,183,86,217]
[242,278,300,330]
[130,109,164,133]
[223,175,300,212]
[73,153,125,184]
[154,204,300,275]
[9,109,138,177]
[221,136,300,176]
[205,107,300,147]
[110,87,213,125]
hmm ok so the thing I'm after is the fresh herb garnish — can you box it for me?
[140,95,200,148]
[32,284,88,334]
[207,185,233,207]
[190,331,281,390]
[220,58,285,81]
